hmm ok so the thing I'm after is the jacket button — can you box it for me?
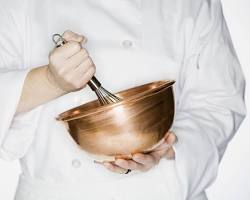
[122,40,133,48]
[72,159,81,168]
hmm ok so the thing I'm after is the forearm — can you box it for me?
[16,65,66,113]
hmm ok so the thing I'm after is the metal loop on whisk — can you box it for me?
[52,34,66,47]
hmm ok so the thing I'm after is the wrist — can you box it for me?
[44,65,68,95]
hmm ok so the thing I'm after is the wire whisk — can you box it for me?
[52,34,121,105]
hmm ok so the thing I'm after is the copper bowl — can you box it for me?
[57,80,175,161]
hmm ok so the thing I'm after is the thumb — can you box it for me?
[165,132,177,145]
[62,30,87,44]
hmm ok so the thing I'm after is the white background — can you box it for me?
[0,0,249,199]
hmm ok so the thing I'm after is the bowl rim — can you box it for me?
[57,80,175,121]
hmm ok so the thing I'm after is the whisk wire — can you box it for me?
[95,87,121,105]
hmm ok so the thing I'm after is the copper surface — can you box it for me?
[58,80,175,160]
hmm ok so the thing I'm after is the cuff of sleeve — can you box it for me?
[0,106,42,160]
[170,120,219,199]
[0,68,41,160]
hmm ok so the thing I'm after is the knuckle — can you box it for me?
[167,133,177,145]
[81,48,88,56]
[92,65,96,73]
[79,49,89,58]
[62,30,73,39]
[89,58,95,66]
[88,66,96,76]
[63,30,72,35]
[85,57,93,66]
[63,30,84,43]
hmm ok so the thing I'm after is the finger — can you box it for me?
[54,41,82,59]
[155,132,176,151]
[77,57,94,69]
[150,147,169,159]
[152,139,170,152]
[75,64,95,85]
[66,48,89,69]
[115,159,144,171]
[67,65,95,90]
[73,60,94,75]
[147,132,177,159]
[166,147,175,159]
[132,153,158,166]
[60,55,92,80]
[145,132,171,152]
[150,133,177,157]
[62,30,87,44]
[165,132,177,145]
[102,162,128,174]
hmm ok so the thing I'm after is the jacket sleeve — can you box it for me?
[0,2,42,161]
[171,0,246,199]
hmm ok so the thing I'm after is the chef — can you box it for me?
[0,0,246,199]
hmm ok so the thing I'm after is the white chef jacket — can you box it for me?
[0,0,246,199]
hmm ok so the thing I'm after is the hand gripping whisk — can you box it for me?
[52,34,121,105]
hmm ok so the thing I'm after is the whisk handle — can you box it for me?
[88,76,101,91]
[52,34,101,92]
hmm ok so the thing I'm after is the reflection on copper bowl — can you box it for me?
[57,80,175,161]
